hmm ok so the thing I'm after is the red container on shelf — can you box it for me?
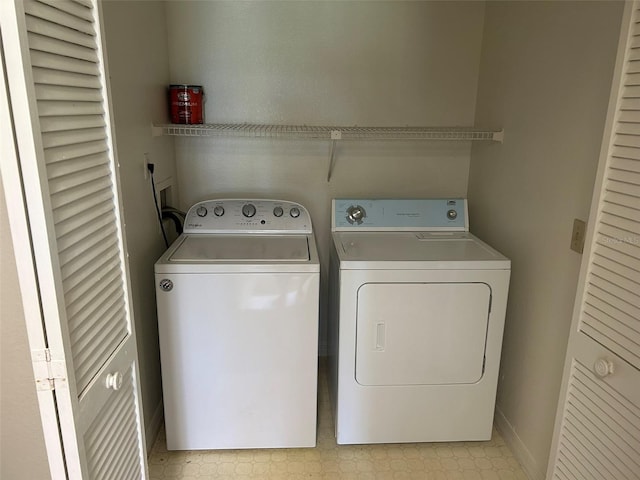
[168,85,204,124]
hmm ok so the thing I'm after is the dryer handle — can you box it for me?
[375,323,386,351]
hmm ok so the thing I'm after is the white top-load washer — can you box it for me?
[155,199,319,450]
[328,198,510,444]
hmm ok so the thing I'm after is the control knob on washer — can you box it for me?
[213,205,224,217]
[447,209,458,220]
[346,205,366,224]
[242,204,256,218]
[273,206,284,217]
[196,206,207,217]
[290,207,300,218]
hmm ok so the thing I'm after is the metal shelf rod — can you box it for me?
[153,123,503,141]
[151,123,504,181]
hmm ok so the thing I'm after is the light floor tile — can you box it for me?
[149,363,529,480]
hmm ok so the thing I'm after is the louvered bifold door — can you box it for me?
[0,0,147,478]
[548,3,640,480]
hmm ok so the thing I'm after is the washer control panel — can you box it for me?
[332,198,468,231]
[184,199,312,234]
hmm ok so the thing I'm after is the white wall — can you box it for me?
[102,0,175,449]
[0,179,51,480]
[468,2,624,478]
[166,1,487,350]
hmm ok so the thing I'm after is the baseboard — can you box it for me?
[494,407,545,480]
[145,401,163,454]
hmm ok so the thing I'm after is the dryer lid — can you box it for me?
[334,232,510,269]
[169,235,310,262]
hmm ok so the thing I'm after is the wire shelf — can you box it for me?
[155,123,504,142]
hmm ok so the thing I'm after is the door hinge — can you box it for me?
[32,348,67,391]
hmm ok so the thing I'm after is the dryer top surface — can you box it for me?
[333,231,510,270]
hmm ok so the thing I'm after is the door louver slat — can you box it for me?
[43,128,107,150]
[38,100,104,117]
[25,16,95,49]
[52,187,113,226]
[618,108,640,122]
[24,0,95,34]
[610,154,640,173]
[33,0,94,22]
[613,132,640,148]
[63,250,121,299]
[67,281,122,340]
[596,224,640,259]
[580,314,640,366]
[59,238,118,282]
[56,211,114,252]
[607,167,640,186]
[557,450,597,480]
[71,304,126,371]
[36,85,102,102]
[616,121,640,135]
[562,419,625,479]
[603,190,640,211]
[590,262,640,299]
[592,253,640,287]
[65,264,120,310]
[619,97,640,109]
[606,178,640,196]
[50,177,113,210]
[601,200,640,224]
[40,114,105,133]
[28,32,97,61]
[593,253,640,283]
[32,66,101,89]
[30,50,98,75]
[611,144,640,160]
[48,165,110,195]
[52,195,112,235]
[57,222,116,266]
[67,285,123,345]
[584,294,640,339]
[627,60,640,73]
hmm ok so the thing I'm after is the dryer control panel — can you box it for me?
[332,198,468,232]
[185,199,312,234]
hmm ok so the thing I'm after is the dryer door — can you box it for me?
[355,282,491,386]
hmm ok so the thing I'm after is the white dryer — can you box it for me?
[155,199,319,450]
[328,198,510,444]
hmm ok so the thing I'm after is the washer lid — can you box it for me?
[334,232,510,269]
[169,235,310,262]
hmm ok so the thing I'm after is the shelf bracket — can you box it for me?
[327,130,342,182]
